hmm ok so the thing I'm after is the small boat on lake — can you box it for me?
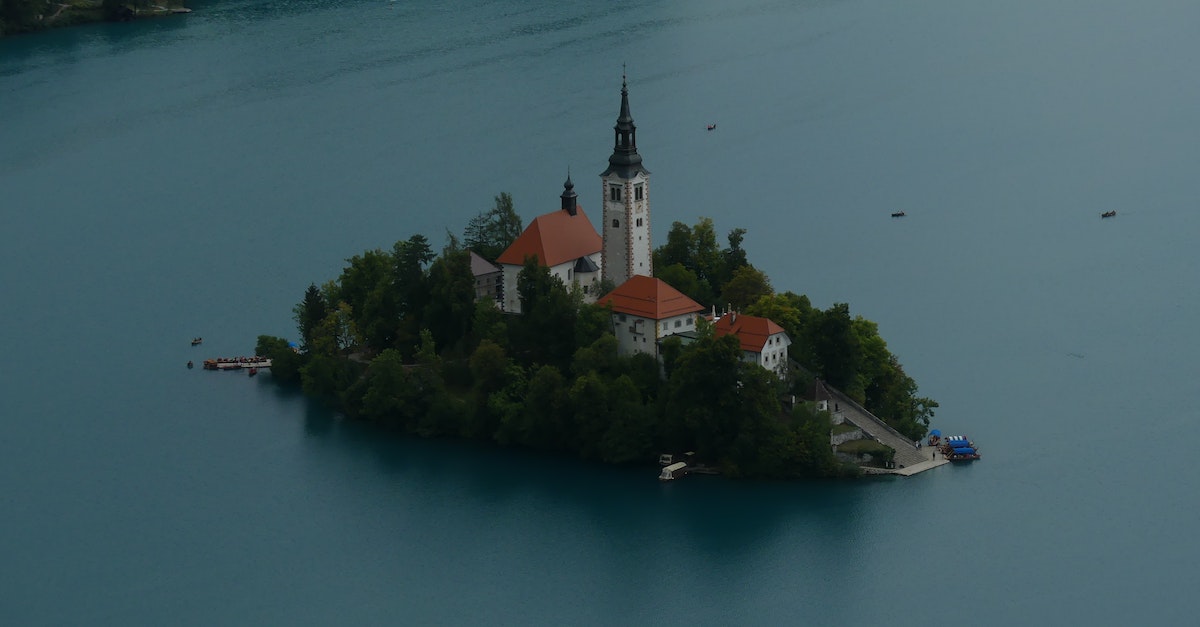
[891,211,906,218]
[191,337,203,346]
[1101,210,1116,218]
[706,123,717,131]
[248,367,258,377]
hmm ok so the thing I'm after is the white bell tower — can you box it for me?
[600,74,651,287]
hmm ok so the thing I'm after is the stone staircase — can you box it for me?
[820,382,928,468]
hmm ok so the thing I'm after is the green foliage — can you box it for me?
[256,335,304,385]
[2,0,45,33]
[810,303,863,395]
[513,257,576,370]
[596,375,654,464]
[423,248,476,353]
[471,298,509,350]
[721,265,773,311]
[652,218,767,307]
[463,192,522,261]
[655,263,701,304]
[293,283,327,351]
[499,365,570,450]
[261,212,934,480]
[574,302,612,351]
[465,340,522,439]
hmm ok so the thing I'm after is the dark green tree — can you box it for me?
[655,263,703,305]
[513,257,576,370]
[255,335,303,385]
[721,265,773,311]
[597,375,654,464]
[293,283,327,350]
[499,365,570,450]
[567,371,611,460]
[810,303,862,395]
[463,192,523,261]
[465,340,522,439]
[424,248,476,353]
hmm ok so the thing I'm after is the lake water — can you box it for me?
[3,0,1198,624]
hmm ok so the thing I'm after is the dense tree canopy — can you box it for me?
[463,192,522,261]
[254,197,935,478]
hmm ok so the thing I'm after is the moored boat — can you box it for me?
[202,356,272,370]
[939,435,981,461]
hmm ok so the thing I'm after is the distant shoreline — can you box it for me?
[1,2,191,37]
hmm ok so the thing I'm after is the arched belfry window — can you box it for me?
[612,219,620,228]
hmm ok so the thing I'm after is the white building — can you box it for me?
[597,275,704,359]
[495,177,603,314]
[712,312,792,377]
[600,75,652,287]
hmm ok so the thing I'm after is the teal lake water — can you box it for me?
[4,0,1199,623]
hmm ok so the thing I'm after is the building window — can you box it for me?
[610,185,622,201]
[612,219,620,228]
[674,320,681,328]
[619,314,626,322]
[687,317,693,326]
[636,218,643,227]
[634,184,643,200]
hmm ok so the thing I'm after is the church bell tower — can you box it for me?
[600,74,651,287]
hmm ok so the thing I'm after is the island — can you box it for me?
[256,210,938,479]
[253,79,938,479]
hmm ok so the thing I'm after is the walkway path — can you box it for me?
[818,380,946,475]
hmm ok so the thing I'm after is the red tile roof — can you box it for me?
[496,206,602,268]
[598,275,704,320]
[712,314,787,353]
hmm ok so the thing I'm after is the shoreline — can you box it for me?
[1,2,191,37]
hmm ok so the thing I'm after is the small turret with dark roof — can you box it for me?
[601,74,648,178]
[560,172,578,216]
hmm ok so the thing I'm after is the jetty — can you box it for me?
[202,356,272,371]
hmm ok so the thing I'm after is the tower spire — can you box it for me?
[604,69,642,177]
[560,169,577,215]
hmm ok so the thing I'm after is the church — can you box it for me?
[495,74,654,313]
[492,75,792,370]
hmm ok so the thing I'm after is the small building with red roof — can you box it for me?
[496,177,603,313]
[597,275,704,358]
[712,312,792,377]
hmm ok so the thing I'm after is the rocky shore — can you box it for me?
[2,1,191,36]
